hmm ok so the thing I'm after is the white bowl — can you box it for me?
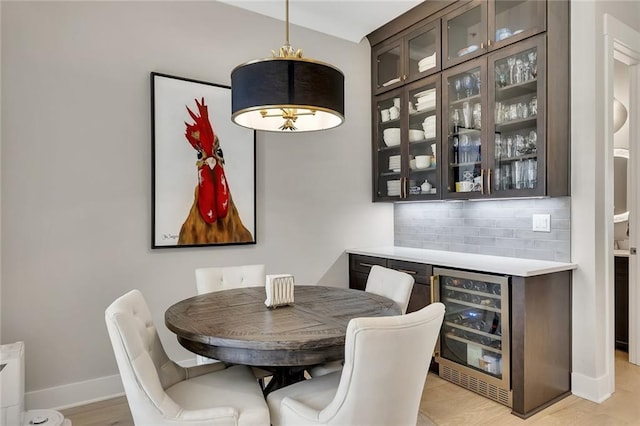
[409,129,425,142]
[415,155,432,169]
[383,128,401,146]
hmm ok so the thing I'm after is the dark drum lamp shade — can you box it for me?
[231,57,344,132]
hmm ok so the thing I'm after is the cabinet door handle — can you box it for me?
[359,262,376,268]
[430,276,435,304]
[481,42,484,49]
[430,275,440,357]
[487,39,492,47]
[394,269,417,275]
[488,169,492,195]
[481,169,485,195]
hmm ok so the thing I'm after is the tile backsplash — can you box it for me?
[394,197,570,262]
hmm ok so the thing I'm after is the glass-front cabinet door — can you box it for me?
[488,35,545,197]
[489,0,546,49]
[443,0,488,69]
[434,268,511,406]
[442,60,487,199]
[405,20,441,84]
[374,75,441,201]
[374,42,403,94]
[374,18,441,95]
[443,0,546,69]
[374,88,404,200]
[406,76,441,200]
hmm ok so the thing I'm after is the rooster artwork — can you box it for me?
[178,98,253,245]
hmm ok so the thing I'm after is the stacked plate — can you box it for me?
[387,180,402,196]
[422,115,436,139]
[415,89,436,112]
[388,155,401,172]
[418,53,436,72]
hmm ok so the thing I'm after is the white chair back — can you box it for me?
[105,290,187,424]
[365,265,415,314]
[106,289,271,425]
[195,264,266,366]
[268,303,445,425]
[195,264,266,294]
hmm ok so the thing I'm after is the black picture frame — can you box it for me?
[151,72,256,248]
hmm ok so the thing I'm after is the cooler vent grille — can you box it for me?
[440,364,511,407]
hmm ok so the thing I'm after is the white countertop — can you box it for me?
[347,246,577,277]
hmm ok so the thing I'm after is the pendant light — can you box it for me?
[230,0,345,132]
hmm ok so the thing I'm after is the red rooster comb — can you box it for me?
[185,97,216,157]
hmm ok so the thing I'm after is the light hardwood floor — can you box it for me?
[61,351,640,425]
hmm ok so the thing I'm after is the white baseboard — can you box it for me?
[571,371,613,403]
[26,357,197,410]
[25,374,124,411]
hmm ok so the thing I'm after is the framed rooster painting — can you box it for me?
[151,72,256,248]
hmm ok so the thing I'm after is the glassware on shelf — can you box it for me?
[507,57,516,85]
[460,135,472,163]
[463,74,475,98]
[528,51,538,78]
[453,78,463,100]
[462,101,472,129]
[452,136,459,163]
[496,64,508,88]
[472,103,482,129]
[529,96,538,116]
[452,109,461,133]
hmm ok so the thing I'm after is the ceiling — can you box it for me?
[218,0,423,43]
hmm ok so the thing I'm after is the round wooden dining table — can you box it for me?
[165,285,400,392]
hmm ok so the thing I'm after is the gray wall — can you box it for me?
[1,1,393,401]
[395,197,571,262]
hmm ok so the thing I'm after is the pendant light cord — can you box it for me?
[285,0,290,47]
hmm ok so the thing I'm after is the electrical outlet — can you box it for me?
[532,214,551,232]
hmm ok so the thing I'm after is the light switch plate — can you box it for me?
[532,214,551,232]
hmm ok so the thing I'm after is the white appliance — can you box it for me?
[0,342,71,426]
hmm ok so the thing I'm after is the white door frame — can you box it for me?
[604,14,640,368]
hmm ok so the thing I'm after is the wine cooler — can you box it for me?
[433,267,512,407]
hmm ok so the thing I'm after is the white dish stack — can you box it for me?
[388,155,401,172]
[422,115,436,140]
[387,180,402,196]
[415,88,436,112]
[418,53,436,72]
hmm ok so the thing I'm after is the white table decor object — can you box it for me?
[265,274,295,308]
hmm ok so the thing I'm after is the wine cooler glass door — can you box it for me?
[434,267,510,396]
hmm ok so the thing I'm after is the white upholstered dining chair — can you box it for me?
[194,264,266,367]
[267,302,445,426]
[195,264,266,295]
[309,264,415,377]
[194,264,272,386]
[105,289,270,426]
[365,264,415,314]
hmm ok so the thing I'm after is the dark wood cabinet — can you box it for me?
[368,0,569,202]
[441,34,547,198]
[349,254,432,311]
[348,254,386,291]
[373,76,442,201]
[442,0,546,70]
[373,17,441,95]
[615,256,629,351]
[349,252,571,418]
[388,259,433,312]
